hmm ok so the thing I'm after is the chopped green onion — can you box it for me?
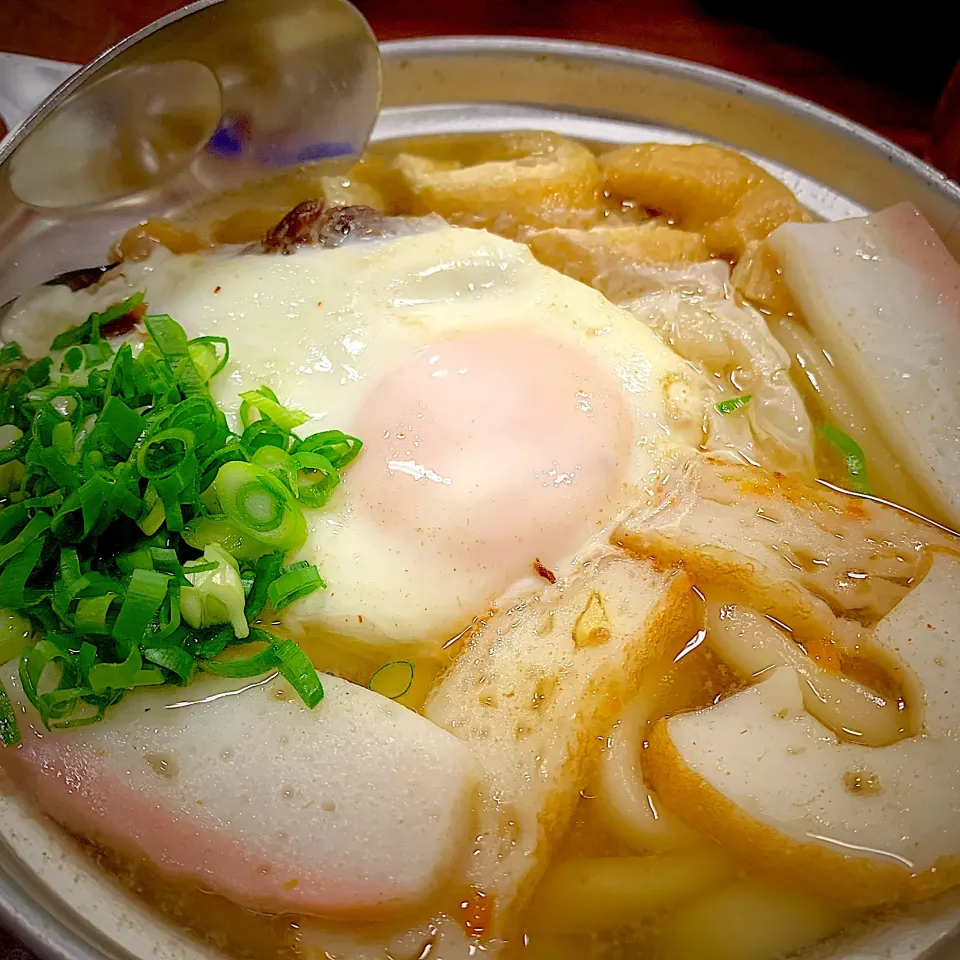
[50,292,144,350]
[273,638,323,708]
[143,644,195,684]
[0,680,20,746]
[215,460,306,552]
[182,544,248,638]
[369,660,415,700]
[90,397,147,455]
[297,430,363,469]
[0,539,44,608]
[0,293,361,741]
[189,625,233,661]
[715,394,752,415]
[182,515,273,560]
[266,561,325,611]
[188,337,230,383]
[239,386,310,431]
[89,646,147,693]
[244,551,284,620]
[0,610,32,664]
[292,451,340,508]
[0,513,51,567]
[95,292,145,332]
[0,343,24,365]
[112,569,169,645]
[144,314,206,397]
[74,594,118,634]
[199,640,280,679]
[252,444,299,495]
[139,491,166,536]
[0,424,23,450]
[240,419,292,455]
[818,423,872,495]
[0,505,28,543]
[137,428,196,480]
[0,460,26,500]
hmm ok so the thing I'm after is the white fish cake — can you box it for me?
[771,203,960,529]
[647,552,960,907]
[0,667,478,920]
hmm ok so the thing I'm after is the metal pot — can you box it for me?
[1,7,960,960]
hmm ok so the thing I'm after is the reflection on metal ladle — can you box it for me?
[9,61,222,210]
[0,0,382,303]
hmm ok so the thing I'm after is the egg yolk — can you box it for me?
[349,328,632,581]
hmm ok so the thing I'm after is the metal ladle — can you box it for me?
[0,0,382,304]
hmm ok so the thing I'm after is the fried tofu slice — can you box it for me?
[704,176,807,258]
[527,223,711,300]
[647,552,960,908]
[614,457,954,649]
[730,238,797,313]
[393,131,601,237]
[0,668,477,921]
[601,143,757,225]
[599,143,808,259]
[424,550,698,939]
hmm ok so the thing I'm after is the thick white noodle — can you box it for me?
[705,600,911,747]
[594,689,701,852]
[658,876,845,960]
[524,850,734,936]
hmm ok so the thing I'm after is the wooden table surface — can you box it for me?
[0,1,954,957]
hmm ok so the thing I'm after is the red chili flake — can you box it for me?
[358,615,363,623]
[534,558,556,584]
[214,285,222,294]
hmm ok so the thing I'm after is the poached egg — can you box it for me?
[2,221,712,655]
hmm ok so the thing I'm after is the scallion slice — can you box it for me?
[0,681,20,746]
[143,644,195,684]
[297,430,363,469]
[267,561,325,611]
[112,569,169,646]
[273,638,323,708]
[50,292,144,350]
[818,423,872,494]
[0,342,24,365]
[0,610,32,665]
[239,387,310,431]
[292,451,340,508]
[244,551,284,620]
[215,460,306,552]
[715,394,752,415]
[0,293,361,742]
[89,646,158,694]
[369,660,415,700]
[199,642,279,679]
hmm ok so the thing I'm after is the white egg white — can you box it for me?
[2,224,712,657]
